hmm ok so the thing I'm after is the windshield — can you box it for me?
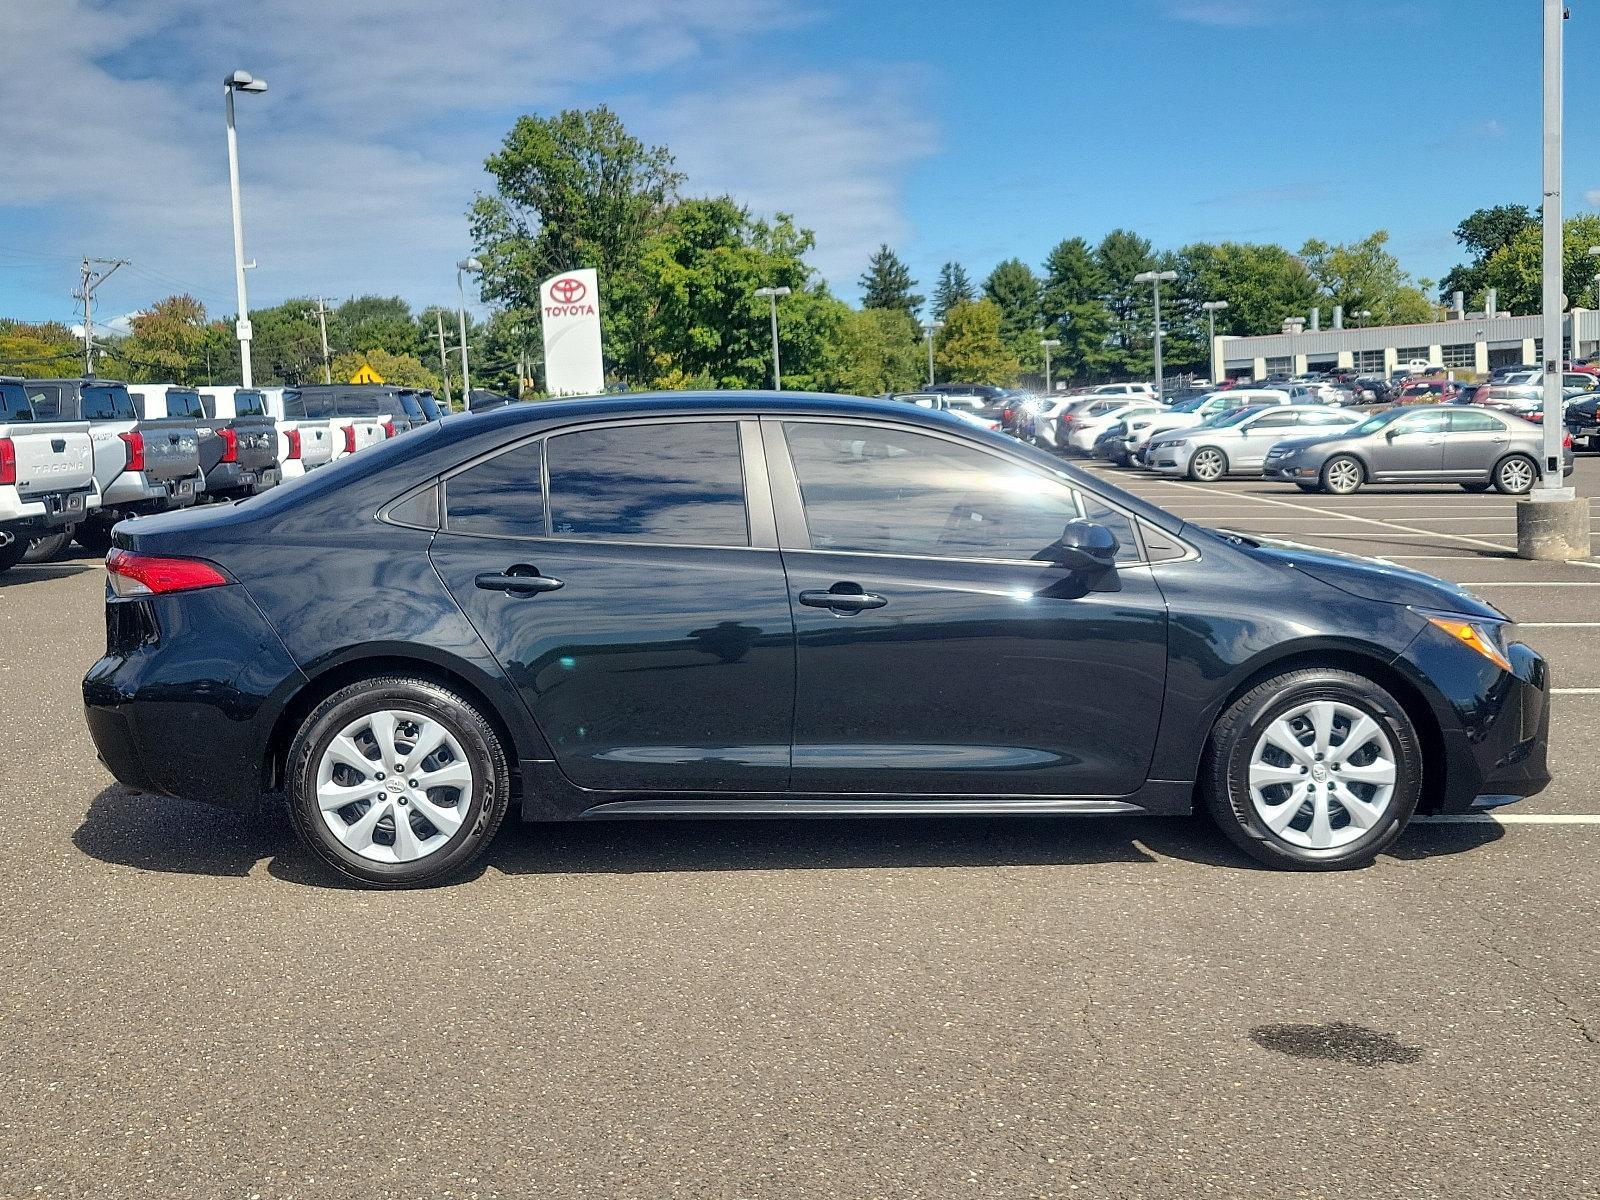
[234,390,267,417]
[1348,409,1408,436]
[1205,406,1261,429]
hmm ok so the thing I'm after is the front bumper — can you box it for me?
[1147,444,1190,472]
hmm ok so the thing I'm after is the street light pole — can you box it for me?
[456,257,481,402]
[1039,338,1061,393]
[1134,270,1178,399]
[1200,300,1229,383]
[754,286,791,390]
[923,320,944,386]
[224,70,267,387]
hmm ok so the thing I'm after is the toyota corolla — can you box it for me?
[83,392,1551,887]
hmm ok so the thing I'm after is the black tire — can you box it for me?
[1319,454,1364,495]
[1459,481,1491,494]
[286,677,510,888]
[75,521,113,554]
[1588,435,1600,453]
[1187,446,1228,482]
[0,536,28,574]
[1294,483,1318,493]
[1202,669,1423,871]
[1492,453,1538,495]
[23,529,72,563]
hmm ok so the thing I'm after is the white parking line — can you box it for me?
[1452,581,1600,587]
[1413,814,1600,825]
[1553,687,1600,695]
[1517,621,1600,628]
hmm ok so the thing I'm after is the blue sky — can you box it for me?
[1,0,1594,331]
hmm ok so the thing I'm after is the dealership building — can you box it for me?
[1212,307,1600,381]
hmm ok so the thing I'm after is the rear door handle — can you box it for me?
[475,567,563,595]
[798,587,887,612]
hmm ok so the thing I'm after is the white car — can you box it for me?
[1065,400,1164,454]
[1145,405,1361,481]
[892,392,1000,432]
[1025,395,1080,449]
[1079,381,1157,401]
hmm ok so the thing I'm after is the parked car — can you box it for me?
[1395,378,1473,406]
[131,385,279,503]
[891,393,1001,432]
[83,391,1552,887]
[1471,372,1594,421]
[1064,400,1163,455]
[1121,389,1299,467]
[1023,394,1079,450]
[1565,392,1600,450]
[280,386,390,460]
[1146,405,1361,481]
[1079,382,1157,400]
[0,376,98,572]
[24,378,203,555]
[245,387,335,479]
[1261,405,1573,495]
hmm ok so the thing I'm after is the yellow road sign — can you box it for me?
[349,364,385,384]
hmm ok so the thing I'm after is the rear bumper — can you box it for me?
[103,472,201,512]
[203,462,280,497]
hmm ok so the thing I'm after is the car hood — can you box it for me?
[1219,533,1505,620]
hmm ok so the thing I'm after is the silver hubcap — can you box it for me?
[1248,700,1397,851]
[1326,459,1360,492]
[1500,458,1534,491]
[316,709,475,863]
[1193,450,1223,480]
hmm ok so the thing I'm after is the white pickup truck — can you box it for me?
[0,377,99,573]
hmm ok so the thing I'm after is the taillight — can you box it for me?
[343,425,356,454]
[1472,385,1489,404]
[1564,432,1574,450]
[119,430,145,472]
[382,420,396,439]
[218,427,238,463]
[285,429,302,460]
[0,438,14,487]
[105,548,228,598]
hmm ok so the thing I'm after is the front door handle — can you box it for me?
[798,585,887,612]
[475,566,563,595]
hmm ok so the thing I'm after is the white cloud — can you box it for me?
[1584,188,1600,208]
[0,1,933,318]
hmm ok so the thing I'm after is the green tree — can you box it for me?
[1441,204,1538,307]
[820,307,925,396]
[329,347,441,390]
[1479,213,1600,314]
[858,244,922,317]
[120,295,213,384]
[639,196,841,390]
[1095,229,1156,374]
[933,299,1019,385]
[0,320,87,378]
[334,295,416,358]
[1298,230,1434,327]
[471,105,683,385]
[1039,238,1114,382]
[932,261,975,320]
[982,258,1043,371]
[1175,241,1318,337]
[248,299,327,385]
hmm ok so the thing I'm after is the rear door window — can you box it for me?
[25,384,61,418]
[1446,410,1506,433]
[0,383,34,421]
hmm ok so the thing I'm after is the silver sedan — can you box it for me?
[1261,404,1573,495]
[1144,405,1360,481]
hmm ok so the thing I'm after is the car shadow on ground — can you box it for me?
[74,786,1504,889]
[0,564,95,587]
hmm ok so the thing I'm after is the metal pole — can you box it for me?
[81,258,93,375]
[1043,343,1052,393]
[313,297,332,384]
[768,291,782,390]
[1538,0,1565,495]
[435,312,452,408]
[1151,275,1164,400]
[225,84,254,387]
[456,270,472,403]
[927,328,935,385]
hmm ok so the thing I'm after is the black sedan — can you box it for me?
[84,392,1551,887]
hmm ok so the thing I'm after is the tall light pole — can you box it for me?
[754,286,791,390]
[1039,338,1061,393]
[1352,309,1373,328]
[922,320,944,386]
[456,257,481,402]
[1133,270,1178,399]
[1200,300,1228,384]
[224,70,267,387]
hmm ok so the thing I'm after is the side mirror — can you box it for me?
[1053,519,1119,571]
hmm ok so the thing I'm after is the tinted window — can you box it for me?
[783,421,1115,562]
[1249,412,1302,429]
[234,390,266,417]
[546,422,748,546]
[283,390,334,419]
[414,392,442,421]
[165,389,205,419]
[84,386,136,421]
[26,384,61,418]
[397,393,425,421]
[1447,410,1506,433]
[448,441,543,538]
[0,383,34,421]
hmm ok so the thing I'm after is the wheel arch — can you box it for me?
[1196,646,1447,816]
[261,649,536,798]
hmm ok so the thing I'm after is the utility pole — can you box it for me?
[435,311,453,408]
[312,296,332,384]
[74,257,130,375]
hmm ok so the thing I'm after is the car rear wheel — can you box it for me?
[1320,455,1364,495]
[1459,481,1491,494]
[1202,669,1422,870]
[286,677,510,888]
[0,535,29,574]
[1493,454,1538,495]
[23,529,73,563]
[1188,447,1227,482]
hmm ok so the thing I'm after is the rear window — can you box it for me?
[333,392,391,416]
[283,390,334,419]
[234,390,266,418]
[414,392,442,421]
[0,383,34,421]
[84,386,136,421]
[25,384,61,418]
[397,393,425,421]
[164,389,205,420]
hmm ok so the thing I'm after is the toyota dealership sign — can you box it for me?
[539,268,604,395]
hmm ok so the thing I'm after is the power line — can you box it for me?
[73,257,130,375]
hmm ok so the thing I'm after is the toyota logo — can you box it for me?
[550,276,586,304]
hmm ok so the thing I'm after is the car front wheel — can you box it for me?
[1203,669,1422,870]
[1320,455,1364,495]
[1187,447,1227,482]
[286,677,510,888]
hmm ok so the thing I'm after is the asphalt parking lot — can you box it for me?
[4,461,1600,1199]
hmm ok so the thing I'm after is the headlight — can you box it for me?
[1412,608,1512,672]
